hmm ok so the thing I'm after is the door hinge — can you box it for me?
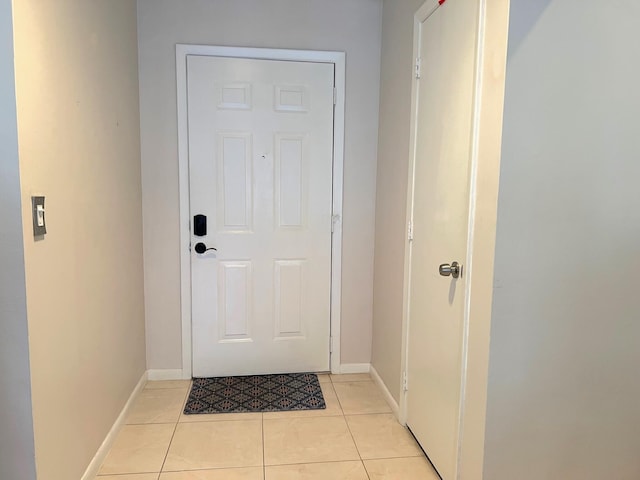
[415,57,421,79]
[333,87,337,105]
[402,371,409,392]
[408,221,414,242]
[331,214,341,233]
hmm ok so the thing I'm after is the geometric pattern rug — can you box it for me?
[184,372,326,414]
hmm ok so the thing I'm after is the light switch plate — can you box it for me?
[31,196,46,236]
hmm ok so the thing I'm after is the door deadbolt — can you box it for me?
[439,261,461,279]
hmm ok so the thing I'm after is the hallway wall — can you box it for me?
[137,0,383,370]
[0,0,37,478]
[484,1,640,478]
[12,1,146,478]
[371,0,424,403]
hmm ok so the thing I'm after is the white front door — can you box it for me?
[187,55,335,377]
[406,1,478,478]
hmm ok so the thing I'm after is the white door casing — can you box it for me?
[404,0,480,479]
[187,55,334,377]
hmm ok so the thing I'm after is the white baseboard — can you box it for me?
[81,371,148,480]
[147,369,186,381]
[338,363,371,374]
[370,365,400,419]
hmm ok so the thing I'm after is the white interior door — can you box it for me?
[406,1,478,478]
[187,55,335,377]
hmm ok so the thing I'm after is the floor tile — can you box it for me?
[333,382,391,415]
[346,414,423,459]
[263,382,343,419]
[146,380,192,390]
[97,474,159,480]
[265,461,368,479]
[163,420,262,471]
[263,416,359,465]
[364,457,439,479]
[98,424,174,475]
[330,373,371,383]
[127,388,187,424]
[179,411,263,423]
[159,467,263,479]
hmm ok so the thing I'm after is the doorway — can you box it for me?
[177,46,346,378]
[402,0,481,478]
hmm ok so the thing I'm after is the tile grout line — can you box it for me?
[326,379,345,417]
[282,454,423,465]
[333,374,399,480]
[158,422,178,478]
[126,421,180,426]
[332,380,371,479]
[345,416,371,480]
[342,416,367,468]
[144,387,192,390]
[96,470,160,477]
[153,465,265,475]
[157,381,192,474]
[101,385,189,477]
[260,459,370,467]
[361,460,374,480]
[127,386,191,427]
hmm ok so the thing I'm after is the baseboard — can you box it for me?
[81,371,148,480]
[147,369,186,381]
[338,363,371,374]
[370,365,400,419]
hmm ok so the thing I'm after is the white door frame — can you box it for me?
[399,0,509,478]
[176,45,346,379]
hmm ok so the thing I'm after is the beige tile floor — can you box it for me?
[96,373,440,480]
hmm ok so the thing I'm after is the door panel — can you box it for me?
[218,133,252,230]
[406,1,479,478]
[275,134,306,228]
[188,56,334,377]
[218,261,252,341]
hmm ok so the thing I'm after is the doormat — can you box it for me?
[184,373,326,414]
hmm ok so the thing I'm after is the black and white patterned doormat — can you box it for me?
[184,372,326,414]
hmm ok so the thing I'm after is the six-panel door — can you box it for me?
[188,55,335,377]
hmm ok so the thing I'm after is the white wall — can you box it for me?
[370,0,424,402]
[484,1,640,478]
[12,1,146,478]
[137,0,383,369]
[0,0,37,478]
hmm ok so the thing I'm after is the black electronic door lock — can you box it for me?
[194,214,207,237]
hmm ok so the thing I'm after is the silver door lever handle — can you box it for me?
[439,262,461,279]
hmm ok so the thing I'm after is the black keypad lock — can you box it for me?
[194,214,207,237]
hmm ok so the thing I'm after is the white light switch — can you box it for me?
[36,205,45,227]
[31,196,46,236]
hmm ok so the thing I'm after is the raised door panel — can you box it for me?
[218,261,253,342]
[275,134,307,229]
[217,133,253,232]
[274,260,305,339]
